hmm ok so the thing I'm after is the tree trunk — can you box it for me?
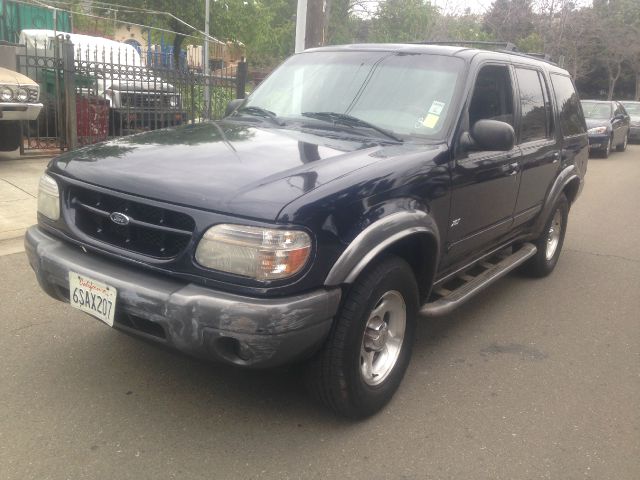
[172,35,185,70]
[607,62,622,100]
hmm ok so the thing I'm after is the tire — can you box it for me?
[616,131,628,152]
[0,121,21,152]
[306,255,418,419]
[601,137,611,158]
[521,193,569,278]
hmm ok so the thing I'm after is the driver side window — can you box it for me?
[469,65,515,128]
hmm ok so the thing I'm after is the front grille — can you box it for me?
[68,186,195,258]
[120,92,174,109]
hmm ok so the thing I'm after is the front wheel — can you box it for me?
[0,121,21,152]
[616,131,628,152]
[306,255,418,418]
[521,193,569,278]
[601,137,611,158]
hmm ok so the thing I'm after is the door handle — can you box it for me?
[503,162,519,176]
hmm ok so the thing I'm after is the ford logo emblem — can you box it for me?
[109,212,131,226]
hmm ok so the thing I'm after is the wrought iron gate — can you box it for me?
[16,34,246,152]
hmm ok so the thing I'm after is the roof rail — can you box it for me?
[522,52,553,61]
[497,49,558,66]
[413,40,518,52]
[411,40,559,66]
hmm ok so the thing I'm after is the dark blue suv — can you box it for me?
[26,44,588,418]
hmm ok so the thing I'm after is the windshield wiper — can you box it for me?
[301,111,403,143]
[235,106,285,126]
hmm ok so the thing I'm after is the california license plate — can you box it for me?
[69,272,117,326]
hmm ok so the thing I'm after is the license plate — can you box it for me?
[69,272,117,326]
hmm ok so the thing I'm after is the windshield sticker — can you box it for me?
[429,101,445,116]
[422,114,440,129]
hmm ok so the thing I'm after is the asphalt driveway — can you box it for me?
[1,146,638,479]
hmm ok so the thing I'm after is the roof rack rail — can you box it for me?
[413,40,518,52]
[497,49,557,65]
[522,52,553,61]
[411,41,559,66]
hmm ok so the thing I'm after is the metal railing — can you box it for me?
[16,35,247,152]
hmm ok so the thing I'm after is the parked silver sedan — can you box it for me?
[620,101,640,143]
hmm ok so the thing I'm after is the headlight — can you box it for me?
[588,126,608,135]
[0,85,13,102]
[15,88,28,102]
[37,174,60,221]
[195,224,312,281]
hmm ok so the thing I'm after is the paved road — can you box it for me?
[1,147,639,480]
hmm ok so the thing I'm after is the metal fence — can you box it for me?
[16,34,247,152]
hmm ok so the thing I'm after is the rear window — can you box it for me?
[515,67,549,143]
[550,74,586,137]
[581,101,612,120]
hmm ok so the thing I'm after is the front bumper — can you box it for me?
[25,226,341,368]
[0,102,42,121]
[587,133,610,151]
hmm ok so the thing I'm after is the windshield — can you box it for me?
[243,51,465,140]
[581,101,612,120]
[622,102,640,115]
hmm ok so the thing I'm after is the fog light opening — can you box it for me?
[216,337,253,362]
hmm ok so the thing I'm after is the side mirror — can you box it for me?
[225,98,244,117]
[464,119,515,152]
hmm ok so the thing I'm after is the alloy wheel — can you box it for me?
[360,290,406,386]
[545,209,563,261]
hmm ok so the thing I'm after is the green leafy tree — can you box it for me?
[483,0,535,44]
[431,13,494,42]
[370,0,439,43]
[591,0,640,99]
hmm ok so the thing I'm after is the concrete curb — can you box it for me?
[0,235,25,256]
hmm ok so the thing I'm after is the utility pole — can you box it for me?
[204,0,210,116]
[295,0,324,53]
[305,0,324,49]
[295,0,307,53]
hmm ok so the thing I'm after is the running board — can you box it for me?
[420,243,537,317]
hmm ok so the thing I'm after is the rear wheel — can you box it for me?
[521,193,569,278]
[306,255,418,418]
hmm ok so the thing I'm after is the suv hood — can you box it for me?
[49,121,390,221]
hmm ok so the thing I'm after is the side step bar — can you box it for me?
[420,243,537,318]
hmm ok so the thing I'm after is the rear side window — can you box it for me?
[550,74,586,137]
[515,67,548,142]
